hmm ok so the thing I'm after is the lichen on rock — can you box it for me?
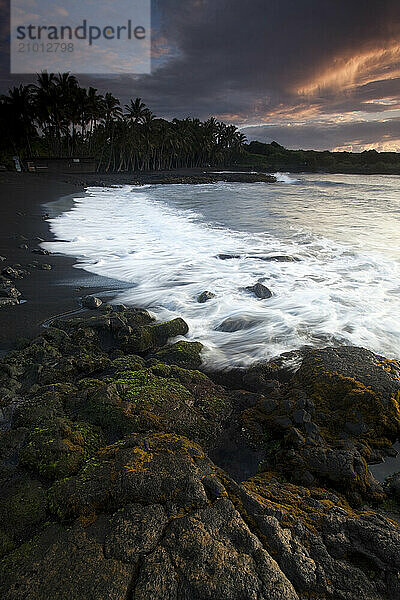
[0,310,400,599]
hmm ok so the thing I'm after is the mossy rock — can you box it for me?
[72,380,140,438]
[19,418,105,480]
[113,366,193,405]
[151,341,203,370]
[0,428,28,463]
[48,433,209,521]
[53,314,112,332]
[119,317,189,354]
[0,524,133,600]
[242,347,400,502]
[111,354,146,372]
[105,363,230,442]
[0,476,47,556]
[13,387,69,429]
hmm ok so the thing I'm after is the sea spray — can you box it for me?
[43,176,400,368]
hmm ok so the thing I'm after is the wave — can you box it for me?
[43,184,400,369]
[273,172,300,184]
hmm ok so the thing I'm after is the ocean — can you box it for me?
[44,172,400,369]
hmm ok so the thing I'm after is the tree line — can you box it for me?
[0,72,247,172]
[246,141,400,175]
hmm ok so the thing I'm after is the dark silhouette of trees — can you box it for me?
[0,72,246,172]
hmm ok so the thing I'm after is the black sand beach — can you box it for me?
[0,173,106,352]
[0,169,274,353]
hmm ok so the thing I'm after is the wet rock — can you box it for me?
[134,548,178,600]
[1,310,400,600]
[197,290,216,303]
[161,499,298,600]
[109,304,128,313]
[18,243,28,250]
[1,267,23,280]
[40,263,52,271]
[82,295,103,309]
[215,316,260,332]
[0,298,18,307]
[0,256,6,262]
[19,417,104,480]
[0,524,133,600]
[242,346,400,502]
[216,253,241,260]
[48,433,210,521]
[121,318,189,354]
[245,282,273,299]
[0,475,47,555]
[255,255,300,262]
[151,341,203,369]
[274,416,292,429]
[0,281,21,300]
[31,248,50,255]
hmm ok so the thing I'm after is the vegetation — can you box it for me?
[0,72,247,172]
[1,72,398,174]
[243,140,400,175]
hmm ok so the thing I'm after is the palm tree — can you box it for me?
[124,97,148,124]
[1,85,36,157]
[0,71,248,171]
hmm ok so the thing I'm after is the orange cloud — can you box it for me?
[332,140,400,152]
[297,41,400,96]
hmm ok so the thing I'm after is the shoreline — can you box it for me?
[0,173,122,353]
[0,168,274,353]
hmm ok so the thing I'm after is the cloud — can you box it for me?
[0,0,400,149]
[242,118,400,152]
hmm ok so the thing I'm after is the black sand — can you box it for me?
[0,173,114,353]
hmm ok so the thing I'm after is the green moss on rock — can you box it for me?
[0,476,47,556]
[151,341,203,370]
[19,419,105,480]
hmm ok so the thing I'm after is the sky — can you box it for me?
[1,0,400,151]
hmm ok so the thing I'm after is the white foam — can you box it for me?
[274,172,299,183]
[43,183,400,369]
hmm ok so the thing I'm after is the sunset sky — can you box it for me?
[1,0,400,151]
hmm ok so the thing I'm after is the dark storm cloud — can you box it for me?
[0,0,400,148]
[127,0,400,119]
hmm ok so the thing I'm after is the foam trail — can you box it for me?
[44,182,400,369]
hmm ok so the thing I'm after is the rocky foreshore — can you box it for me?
[56,170,276,188]
[1,304,400,599]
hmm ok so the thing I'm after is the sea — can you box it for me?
[43,172,400,370]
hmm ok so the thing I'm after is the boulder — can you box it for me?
[0,312,400,600]
[151,341,203,369]
[255,255,300,262]
[216,316,260,332]
[82,295,103,309]
[241,346,400,502]
[386,473,400,500]
[245,282,273,299]
[197,290,216,303]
